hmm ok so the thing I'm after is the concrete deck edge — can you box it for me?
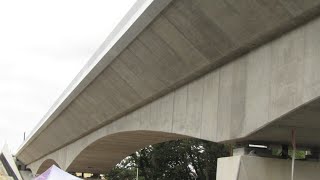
[16,0,173,156]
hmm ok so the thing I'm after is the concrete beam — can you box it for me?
[17,0,320,166]
[27,14,320,173]
[16,0,173,161]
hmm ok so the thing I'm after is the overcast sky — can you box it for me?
[0,0,136,152]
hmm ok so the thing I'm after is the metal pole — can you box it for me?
[136,167,139,180]
[291,129,296,180]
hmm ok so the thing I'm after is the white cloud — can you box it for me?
[0,0,136,152]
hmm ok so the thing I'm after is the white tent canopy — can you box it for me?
[35,165,81,180]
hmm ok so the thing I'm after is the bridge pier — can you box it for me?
[217,150,320,180]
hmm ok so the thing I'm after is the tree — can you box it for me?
[105,156,138,180]
[106,139,229,180]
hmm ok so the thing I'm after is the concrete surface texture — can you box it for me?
[26,13,320,174]
[0,176,13,180]
[0,163,8,177]
[1,145,22,180]
[16,0,320,167]
[18,171,33,180]
[15,0,320,176]
[217,155,320,180]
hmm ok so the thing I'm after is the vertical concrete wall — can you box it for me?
[216,15,320,141]
[217,155,320,180]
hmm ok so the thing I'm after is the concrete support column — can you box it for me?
[216,155,320,180]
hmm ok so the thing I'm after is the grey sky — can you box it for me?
[0,0,136,152]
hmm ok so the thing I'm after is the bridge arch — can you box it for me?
[27,79,217,174]
[66,130,188,173]
[29,159,60,175]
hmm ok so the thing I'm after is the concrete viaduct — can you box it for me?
[16,0,320,179]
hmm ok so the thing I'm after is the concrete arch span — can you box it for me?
[27,17,320,174]
[67,130,187,173]
[26,99,198,175]
[31,159,60,175]
[27,66,224,174]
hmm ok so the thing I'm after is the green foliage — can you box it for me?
[272,148,306,159]
[105,139,229,180]
[106,166,135,180]
[289,150,306,159]
[105,157,137,180]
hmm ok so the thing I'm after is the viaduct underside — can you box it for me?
[15,0,320,179]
